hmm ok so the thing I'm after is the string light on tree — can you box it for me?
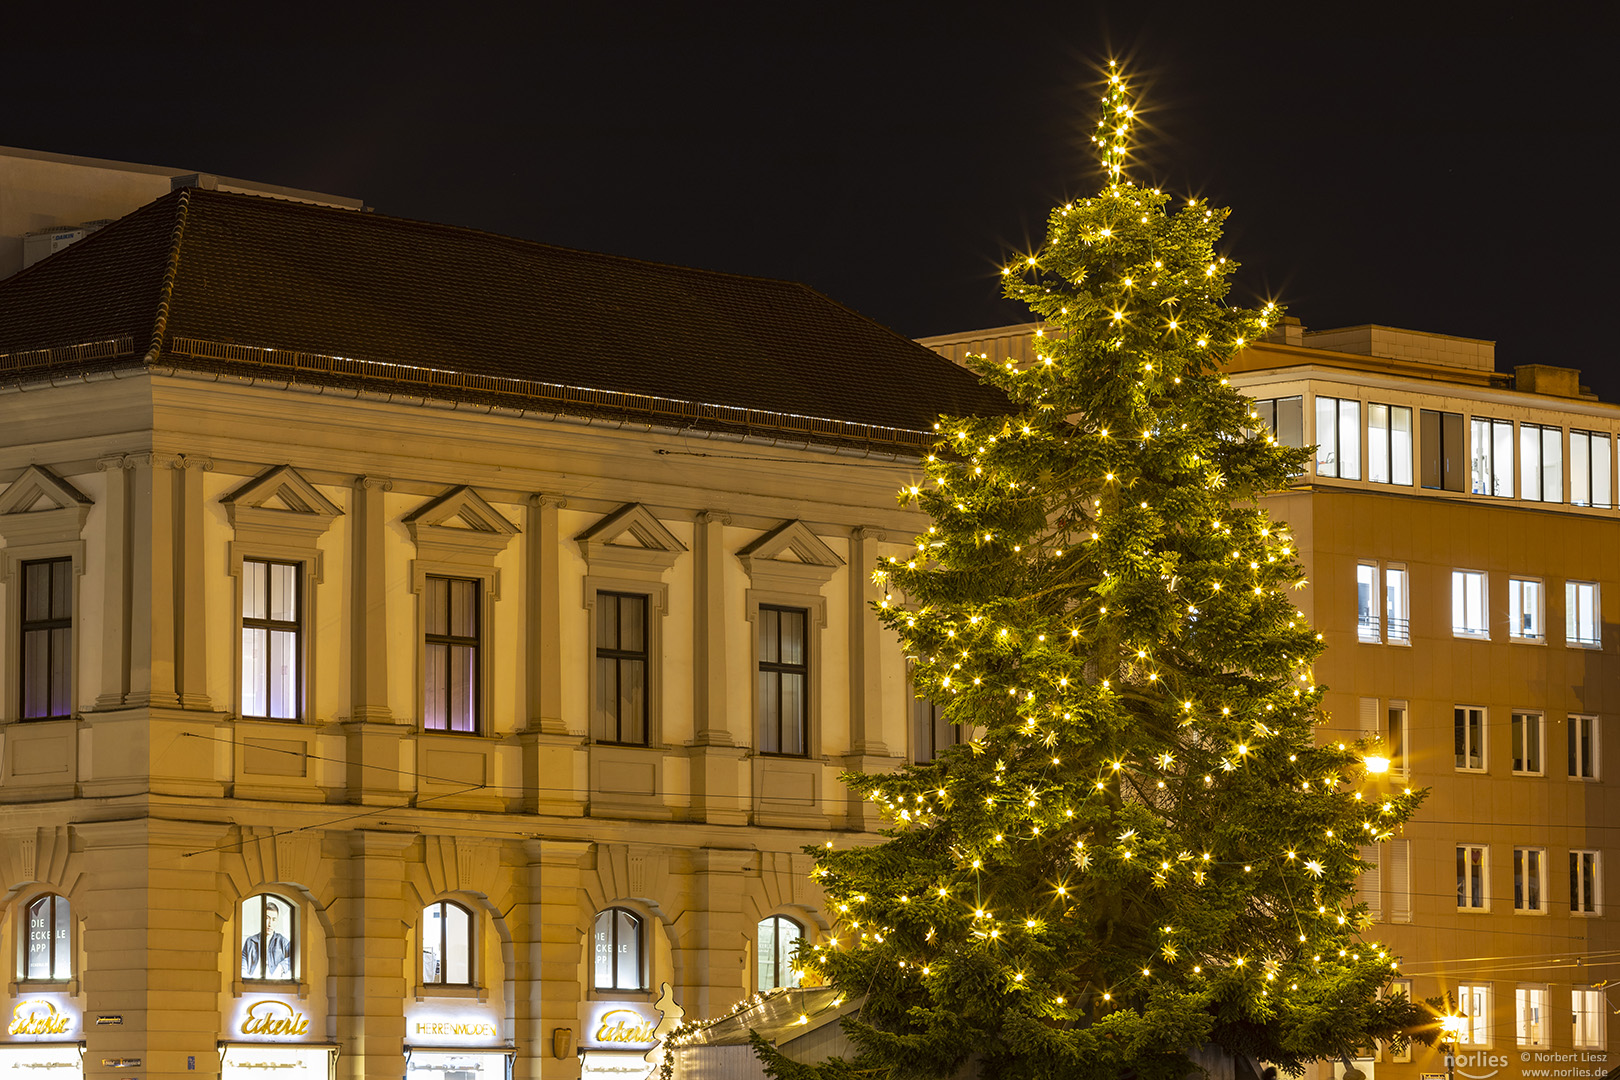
[760,61,1427,1080]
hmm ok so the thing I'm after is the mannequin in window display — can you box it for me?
[242,899,293,980]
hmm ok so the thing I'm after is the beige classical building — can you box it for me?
[0,188,1004,1080]
[922,323,1620,1080]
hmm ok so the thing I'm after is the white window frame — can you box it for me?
[1456,706,1487,772]
[1513,847,1547,913]
[1315,395,1362,480]
[1472,416,1515,498]
[1385,565,1411,644]
[1519,423,1563,503]
[1456,983,1492,1046]
[1512,711,1545,775]
[1569,714,1599,780]
[1573,987,1607,1050]
[1389,839,1413,923]
[1566,581,1601,648]
[1367,402,1414,486]
[1508,577,1544,642]
[1386,700,1409,777]
[1570,429,1613,509]
[1458,844,1490,911]
[1453,569,1489,638]
[1571,850,1601,915]
[1516,985,1549,1047]
[1356,562,1381,642]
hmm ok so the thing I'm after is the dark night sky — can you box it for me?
[7,5,1619,397]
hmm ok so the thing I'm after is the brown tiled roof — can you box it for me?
[0,189,1006,449]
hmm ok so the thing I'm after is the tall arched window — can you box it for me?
[240,893,298,981]
[593,908,644,991]
[422,900,474,986]
[758,915,803,991]
[19,894,71,981]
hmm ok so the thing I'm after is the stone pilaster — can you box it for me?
[691,510,732,745]
[333,829,416,1080]
[525,494,566,734]
[670,848,752,1022]
[521,839,591,1080]
[846,526,889,755]
[125,453,181,708]
[349,476,393,723]
[93,456,130,709]
[176,455,214,710]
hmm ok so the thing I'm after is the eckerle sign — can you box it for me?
[238,999,311,1038]
[8,999,74,1037]
[581,1003,659,1050]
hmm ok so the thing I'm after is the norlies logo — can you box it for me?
[240,1000,310,1038]
[8,999,73,1036]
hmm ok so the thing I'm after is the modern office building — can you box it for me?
[920,321,1620,1080]
[0,188,1004,1080]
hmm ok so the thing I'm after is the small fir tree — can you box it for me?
[769,64,1425,1080]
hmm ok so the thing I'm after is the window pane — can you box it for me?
[445,904,470,984]
[269,629,297,719]
[427,577,449,637]
[593,911,613,988]
[1543,428,1562,502]
[619,660,646,744]
[781,673,805,755]
[1356,565,1378,640]
[242,560,267,620]
[1338,399,1361,479]
[1573,432,1592,505]
[23,562,51,622]
[242,627,268,717]
[1391,406,1413,485]
[1521,424,1542,499]
[450,643,476,733]
[240,894,265,979]
[26,897,51,979]
[426,643,447,729]
[1276,397,1303,448]
[22,631,49,718]
[759,671,780,753]
[52,895,70,977]
[1443,411,1466,491]
[1494,420,1515,497]
[598,593,618,649]
[594,658,616,739]
[1368,404,1390,483]
[615,911,640,989]
[1386,568,1409,642]
[779,610,805,665]
[50,627,71,717]
[270,564,298,622]
[1594,435,1612,508]
[1471,417,1491,494]
[758,918,779,990]
[759,609,780,663]
[450,579,477,638]
[424,904,444,982]
[619,595,645,652]
[1421,409,1443,489]
[1316,396,1339,476]
[1387,706,1405,772]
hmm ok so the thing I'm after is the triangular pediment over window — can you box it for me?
[0,465,93,545]
[737,520,842,589]
[404,486,519,560]
[222,465,343,545]
[576,503,686,575]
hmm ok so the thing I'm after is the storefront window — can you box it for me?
[422,901,474,986]
[240,893,298,981]
[757,915,803,991]
[593,908,644,991]
[20,893,71,980]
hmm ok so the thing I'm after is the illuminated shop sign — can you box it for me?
[580,1002,659,1050]
[403,1008,500,1046]
[218,1043,336,1080]
[7,998,77,1038]
[232,998,312,1040]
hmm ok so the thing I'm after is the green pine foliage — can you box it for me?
[772,65,1426,1080]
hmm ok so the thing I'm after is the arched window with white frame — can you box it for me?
[757,914,804,991]
[592,908,645,992]
[422,900,475,986]
[19,893,72,981]
[240,893,299,981]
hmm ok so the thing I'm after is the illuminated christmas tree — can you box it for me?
[771,64,1426,1080]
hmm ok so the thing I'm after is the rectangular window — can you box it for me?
[241,559,300,721]
[1509,578,1544,641]
[1514,848,1546,911]
[1573,988,1607,1049]
[1252,396,1304,448]
[1472,416,1516,497]
[1569,715,1599,779]
[1453,570,1489,638]
[913,697,962,763]
[19,557,72,721]
[1456,707,1487,771]
[1422,408,1467,492]
[1389,839,1413,923]
[1520,423,1563,502]
[1315,395,1361,479]
[1388,979,1414,1061]
[1386,566,1410,643]
[1387,702,1409,775]
[1458,845,1489,909]
[1571,850,1600,914]
[1516,986,1549,1047]
[758,606,809,756]
[1512,712,1544,775]
[1567,581,1601,647]
[1357,844,1382,920]
[593,592,648,745]
[424,576,479,734]
[1356,563,1380,642]
[1457,983,1491,1045]
[1368,403,1414,485]
[1570,430,1613,508]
